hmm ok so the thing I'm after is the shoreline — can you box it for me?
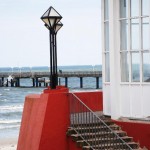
[0,137,17,150]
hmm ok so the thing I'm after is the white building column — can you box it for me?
[109,0,120,119]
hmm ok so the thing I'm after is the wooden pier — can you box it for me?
[0,71,102,89]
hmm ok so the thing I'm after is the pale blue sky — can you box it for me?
[0,0,101,67]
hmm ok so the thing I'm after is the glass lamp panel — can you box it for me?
[121,52,129,82]
[50,7,61,17]
[105,53,110,82]
[120,0,128,18]
[142,17,150,49]
[56,18,61,24]
[104,22,109,51]
[49,18,56,27]
[131,52,140,82]
[120,19,128,50]
[42,18,50,26]
[143,52,150,82]
[142,0,150,16]
[55,25,62,33]
[131,0,139,17]
[43,9,50,17]
[131,19,140,50]
[104,0,109,20]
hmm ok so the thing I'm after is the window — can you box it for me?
[131,0,139,17]
[142,17,149,49]
[143,52,150,82]
[131,52,140,82]
[120,0,128,18]
[104,0,110,82]
[131,19,140,50]
[120,0,150,83]
[120,19,128,50]
[121,52,129,82]
[104,0,109,20]
[142,0,150,16]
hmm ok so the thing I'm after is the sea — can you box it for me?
[0,65,102,140]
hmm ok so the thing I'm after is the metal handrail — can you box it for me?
[69,93,133,150]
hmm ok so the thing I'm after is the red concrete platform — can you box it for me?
[17,87,103,150]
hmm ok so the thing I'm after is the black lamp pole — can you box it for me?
[41,7,63,89]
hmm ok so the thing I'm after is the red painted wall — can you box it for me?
[74,91,103,111]
[39,91,70,150]
[17,94,48,150]
[114,121,150,149]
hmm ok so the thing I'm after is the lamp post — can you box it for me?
[41,6,63,89]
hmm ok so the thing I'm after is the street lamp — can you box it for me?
[41,6,63,89]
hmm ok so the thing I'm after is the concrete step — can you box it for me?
[73,124,121,133]
[78,130,127,139]
[82,145,142,150]
[82,141,139,150]
[72,119,114,128]
[77,136,133,147]
[69,130,127,143]
[92,142,139,149]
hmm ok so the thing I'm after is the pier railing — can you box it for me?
[0,71,102,78]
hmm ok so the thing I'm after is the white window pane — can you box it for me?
[105,53,110,82]
[131,52,140,82]
[120,0,128,18]
[131,0,139,17]
[104,0,109,20]
[120,20,128,50]
[121,52,129,82]
[142,0,150,16]
[131,19,140,50]
[105,22,109,51]
[142,17,150,49]
[143,52,150,82]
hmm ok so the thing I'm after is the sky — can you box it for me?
[0,0,101,67]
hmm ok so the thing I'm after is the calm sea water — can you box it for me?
[0,65,102,139]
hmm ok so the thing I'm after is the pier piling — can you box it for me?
[65,77,68,87]
[80,77,83,88]
[96,77,99,89]
[32,78,35,87]
[11,79,14,87]
[16,78,20,87]
[36,77,38,87]
[44,78,46,87]
[58,78,61,85]
[0,79,2,87]
[6,79,8,87]
[2,77,4,86]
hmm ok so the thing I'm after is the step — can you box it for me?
[73,124,121,133]
[79,130,127,139]
[66,127,76,136]
[69,130,127,143]
[92,142,139,149]
[77,136,133,147]
[72,119,114,128]
[70,134,82,141]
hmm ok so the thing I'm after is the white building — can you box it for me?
[101,0,150,119]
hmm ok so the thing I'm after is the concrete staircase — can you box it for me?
[67,115,143,150]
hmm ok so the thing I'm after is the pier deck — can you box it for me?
[0,71,102,88]
[0,71,102,78]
